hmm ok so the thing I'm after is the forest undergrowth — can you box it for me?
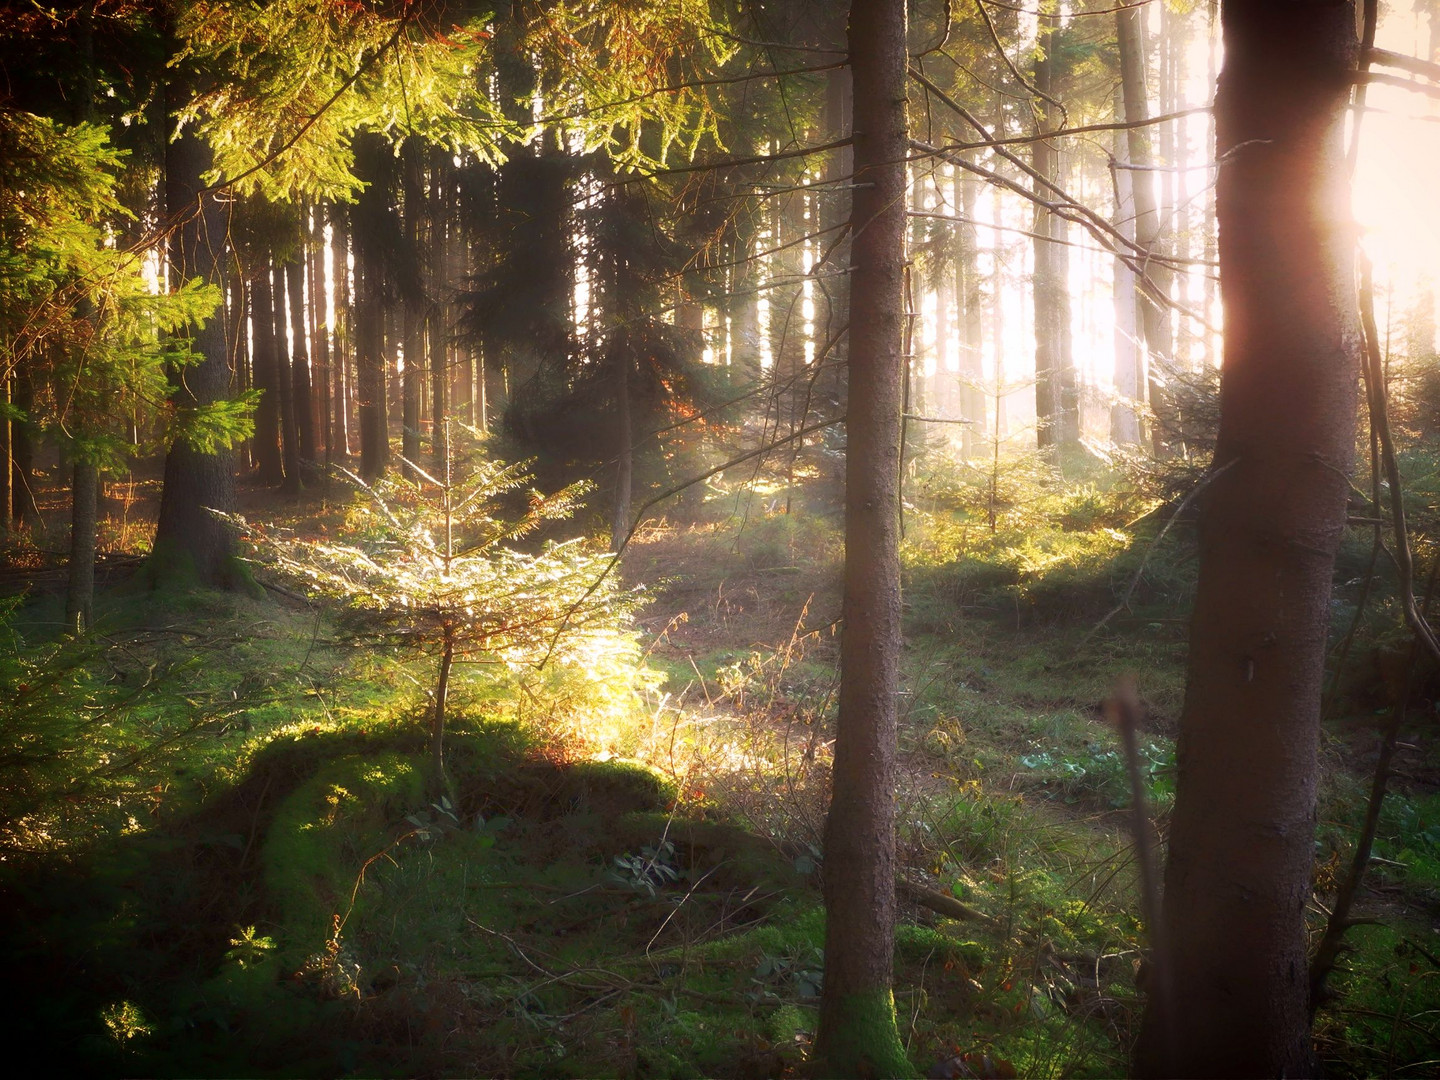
[1,453,1438,1078]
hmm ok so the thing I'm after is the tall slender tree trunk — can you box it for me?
[353,135,390,482]
[1135,5,1360,1075]
[401,137,425,475]
[333,210,353,458]
[249,261,285,487]
[285,254,316,469]
[65,462,97,632]
[273,264,302,495]
[1111,92,1143,445]
[956,164,984,457]
[1032,21,1078,451]
[813,1,912,1075]
[309,207,332,471]
[610,345,632,553]
[1117,6,1177,455]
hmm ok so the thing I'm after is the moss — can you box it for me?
[811,989,917,1079]
[560,757,678,816]
[261,752,425,957]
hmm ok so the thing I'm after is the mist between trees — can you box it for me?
[3,1,1440,1077]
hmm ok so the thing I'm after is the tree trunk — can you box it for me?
[65,461,97,633]
[1111,92,1143,445]
[956,164,984,457]
[1134,6,1360,1076]
[285,251,316,469]
[610,346,632,553]
[309,207,332,473]
[813,1,911,1075]
[401,137,425,476]
[1032,21,1078,451]
[249,260,285,487]
[353,135,390,482]
[333,210,353,458]
[1117,6,1177,456]
[273,264,302,495]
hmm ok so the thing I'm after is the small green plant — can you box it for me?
[239,428,640,787]
[610,838,680,896]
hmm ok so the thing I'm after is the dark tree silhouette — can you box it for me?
[1136,5,1361,1075]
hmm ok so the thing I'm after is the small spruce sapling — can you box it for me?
[237,424,633,789]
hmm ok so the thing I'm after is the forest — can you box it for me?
[2,0,1440,1076]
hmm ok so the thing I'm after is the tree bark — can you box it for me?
[273,263,302,495]
[401,136,425,476]
[1117,6,1177,456]
[65,461,97,633]
[353,134,390,482]
[285,251,316,469]
[610,345,632,553]
[1032,21,1078,451]
[813,1,912,1075]
[1134,5,1360,1076]
[249,262,285,486]
[333,209,353,458]
[309,207,332,472]
[1110,92,1143,445]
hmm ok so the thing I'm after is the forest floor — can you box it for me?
[1,459,1438,1077]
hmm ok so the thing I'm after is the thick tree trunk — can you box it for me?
[1134,6,1360,1076]
[150,126,240,586]
[1117,7,1177,455]
[353,135,390,482]
[813,1,911,1075]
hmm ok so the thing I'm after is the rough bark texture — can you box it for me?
[401,137,425,476]
[149,130,241,588]
[353,134,390,482]
[65,461,97,633]
[1134,5,1360,1076]
[813,1,912,1076]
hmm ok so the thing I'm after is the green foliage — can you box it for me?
[0,108,248,469]
[240,449,634,672]
[903,452,1182,627]
[176,0,516,200]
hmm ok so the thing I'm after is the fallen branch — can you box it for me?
[897,876,995,927]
